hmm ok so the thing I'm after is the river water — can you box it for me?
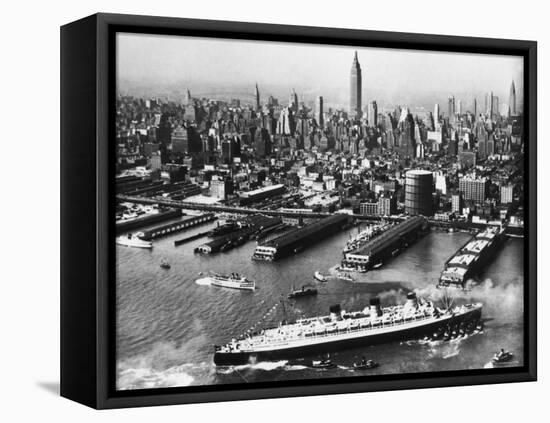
[116,220,524,390]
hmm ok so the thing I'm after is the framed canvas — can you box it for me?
[60,13,537,409]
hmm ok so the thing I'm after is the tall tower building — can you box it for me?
[255,83,260,112]
[349,51,362,119]
[473,98,477,117]
[434,103,440,121]
[368,101,378,127]
[289,89,298,113]
[316,96,324,128]
[509,80,517,116]
[184,88,192,106]
[448,96,455,120]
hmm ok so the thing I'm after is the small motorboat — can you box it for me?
[314,271,328,282]
[372,262,383,269]
[492,350,514,364]
[353,359,379,370]
[311,358,336,369]
[338,272,355,282]
[160,260,171,269]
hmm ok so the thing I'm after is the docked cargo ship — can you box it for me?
[438,225,505,289]
[197,273,256,291]
[213,292,482,365]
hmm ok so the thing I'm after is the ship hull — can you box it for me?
[214,306,481,365]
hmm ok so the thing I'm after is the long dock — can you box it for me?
[174,231,210,246]
[116,209,182,234]
[139,213,217,241]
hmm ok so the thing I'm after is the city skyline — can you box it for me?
[117,33,524,113]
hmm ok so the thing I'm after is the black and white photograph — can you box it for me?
[114,32,526,390]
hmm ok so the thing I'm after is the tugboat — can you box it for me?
[314,271,328,282]
[160,260,171,269]
[353,357,379,370]
[116,233,152,249]
[288,285,318,299]
[311,356,336,369]
[492,349,514,364]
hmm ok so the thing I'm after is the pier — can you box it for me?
[139,213,217,241]
[115,208,182,234]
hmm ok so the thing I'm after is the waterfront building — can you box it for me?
[501,184,514,204]
[210,176,234,200]
[150,152,162,170]
[405,169,434,216]
[452,193,463,214]
[459,176,489,203]
[360,201,378,216]
[238,184,285,206]
[350,51,362,119]
[378,193,397,216]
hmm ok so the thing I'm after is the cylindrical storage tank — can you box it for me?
[405,170,433,216]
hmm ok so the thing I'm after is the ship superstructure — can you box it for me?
[214,292,482,365]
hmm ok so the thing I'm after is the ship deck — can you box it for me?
[219,303,482,354]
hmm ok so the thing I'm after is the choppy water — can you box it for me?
[116,221,524,390]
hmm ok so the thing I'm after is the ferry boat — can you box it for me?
[314,271,328,282]
[213,293,483,365]
[116,233,152,249]
[200,273,256,291]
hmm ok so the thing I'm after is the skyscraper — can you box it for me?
[434,103,440,121]
[447,96,455,120]
[316,96,324,128]
[290,89,298,113]
[509,80,517,116]
[368,101,378,127]
[255,83,260,112]
[349,51,362,119]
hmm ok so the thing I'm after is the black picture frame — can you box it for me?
[60,12,537,409]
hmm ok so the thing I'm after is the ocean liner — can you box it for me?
[213,292,482,365]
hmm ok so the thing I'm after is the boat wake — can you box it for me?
[117,363,199,390]
[195,278,212,286]
[216,360,308,374]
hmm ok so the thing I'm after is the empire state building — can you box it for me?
[350,51,362,119]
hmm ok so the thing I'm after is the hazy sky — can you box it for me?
[117,32,524,112]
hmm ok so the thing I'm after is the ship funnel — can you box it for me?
[369,297,382,317]
[329,304,342,320]
[405,292,418,311]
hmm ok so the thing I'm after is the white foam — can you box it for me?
[117,364,195,390]
[195,278,212,286]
